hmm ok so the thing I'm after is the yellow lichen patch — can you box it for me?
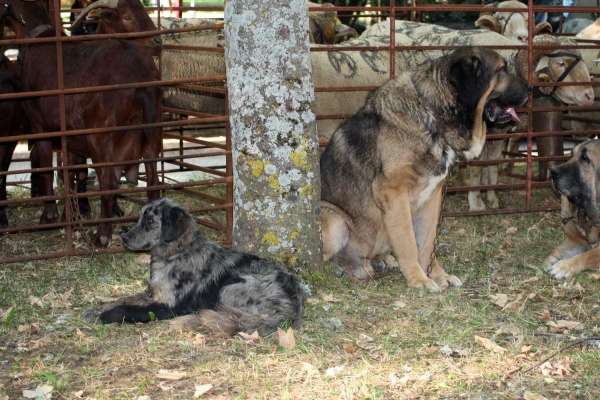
[254,227,260,238]
[290,144,308,168]
[299,184,316,198]
[248,160,264,177]
[261,232,280,247]
[290,229,300,240]
[269,175,280,190]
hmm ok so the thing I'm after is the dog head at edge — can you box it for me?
[551,140,600,216]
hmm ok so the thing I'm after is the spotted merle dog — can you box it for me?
[82,198,306,337]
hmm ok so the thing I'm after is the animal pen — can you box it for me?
[0,0,599,264]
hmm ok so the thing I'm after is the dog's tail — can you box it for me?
[171,305,294,338]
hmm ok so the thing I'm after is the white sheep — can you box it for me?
[474,1,553,43]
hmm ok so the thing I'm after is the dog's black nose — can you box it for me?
[526,84,533,93]
[121,234,129,246]
[550,167,560,179]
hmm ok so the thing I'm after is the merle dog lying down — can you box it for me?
[82,198,306,337]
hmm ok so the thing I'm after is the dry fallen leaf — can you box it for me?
[590,273,600,281]
[555,320,583,331]
[320,293,341,303]
[238,331,260,344]
[527,293,544,302]
[28,296,45,309]
[278,327,296,350]
[523,392,549,400]
[538,310,551,322]
[573,282,585,292]
[75,328,87,340]
[301,362,320,383]
[192,333,206,346]
[491,294,508,308]
[506,227,518,235]
[502,294,523,311]
[157,382,173,391]
[193,384,213,398]
[156,369,187,381]
[341,343,358,354]
[521,277,539,284]
[0,307,14,323]
[72,390,84,398]
[393,300,406,309]
[23,384,53,399]
[521,345,533,354]
[474,335,507,354]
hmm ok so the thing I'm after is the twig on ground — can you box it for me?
[510,336,600,376]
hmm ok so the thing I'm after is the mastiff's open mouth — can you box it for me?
[484,102,521,124]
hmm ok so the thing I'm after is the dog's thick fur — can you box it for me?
[544,140,600,280]
[82,198,306,337]
[321,46,531,292]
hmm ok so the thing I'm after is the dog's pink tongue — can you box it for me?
[509,108,521,124]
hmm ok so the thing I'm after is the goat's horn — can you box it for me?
[516,35,560,79]
[68,0,119,31]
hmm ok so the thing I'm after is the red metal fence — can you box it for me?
[0,0,599,264]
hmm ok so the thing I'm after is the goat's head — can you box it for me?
[69,0,162,56]
[308,2,357,44]
[576,17,600,40]
[475,1,552,43]
[517,36,594,106]
[0,0,26,27]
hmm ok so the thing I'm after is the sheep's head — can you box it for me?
[475,1,552,43]
[517,36,594,106]
[576,17,600,40]
[69,0,162,56]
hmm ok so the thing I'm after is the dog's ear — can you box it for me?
[449,55,484,108]
[161,206,187,243]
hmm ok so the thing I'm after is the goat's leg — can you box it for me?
[73,153,92,217]
[36,140,60,225]
[91,166,118,248]
[0,141,17,228]
[62,153,91,221]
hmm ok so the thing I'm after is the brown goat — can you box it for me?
[3,0,162,248]
[0,3,28,228]
[69,0,162,55]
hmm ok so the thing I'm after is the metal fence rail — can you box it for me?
[1,0,599,264]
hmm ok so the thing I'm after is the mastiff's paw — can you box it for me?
[547,260,580,280]
[407,276,440,292]
[371,255,399,272]
[82,308,103,324]
[542,255,560,272]
[434,274,463,290]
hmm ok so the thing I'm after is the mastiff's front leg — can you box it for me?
[378,183,439,292]
[414,185,462,290]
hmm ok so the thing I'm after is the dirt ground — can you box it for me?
[1,189,599,399]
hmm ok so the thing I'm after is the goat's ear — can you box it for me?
[535,69,555,95]
[161,206,187,243]
[475,15,501,33]
[533,22,553,35]
[534,56,550,73]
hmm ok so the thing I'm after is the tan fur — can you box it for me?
[321,47,531,292]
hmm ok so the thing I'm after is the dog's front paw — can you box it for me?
[547,260,579,280]
[371,255,398,272]
[542,255,560,272]
[434,274,462,290]
[82,308,103,324]
[407,276,440,292]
